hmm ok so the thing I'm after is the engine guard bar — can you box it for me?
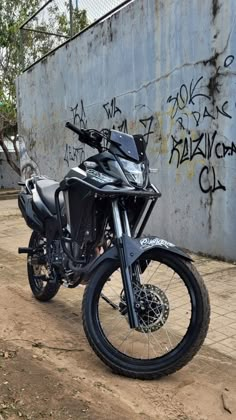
[60,177,161,199]
[54,183,160,265]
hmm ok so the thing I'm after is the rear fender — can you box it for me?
[81,235,192,280]
[18,192,44,233]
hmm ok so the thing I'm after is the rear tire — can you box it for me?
[82,250,210,379]
[28,231,60,302]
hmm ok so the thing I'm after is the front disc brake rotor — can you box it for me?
[134,284,170,333]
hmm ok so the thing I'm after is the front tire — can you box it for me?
[28,231,61,302]
[82,250,210,379]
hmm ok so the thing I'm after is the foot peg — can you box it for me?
[18,247,33,255]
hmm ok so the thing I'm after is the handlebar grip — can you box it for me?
[65,122,83,136]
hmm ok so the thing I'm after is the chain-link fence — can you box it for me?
[19,0,134,71]
[78,0,126,21]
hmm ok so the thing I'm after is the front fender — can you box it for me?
[80,236,192,281]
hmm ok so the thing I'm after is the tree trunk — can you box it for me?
[0,130,21,176]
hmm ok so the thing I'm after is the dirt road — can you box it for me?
[0,211,236,419]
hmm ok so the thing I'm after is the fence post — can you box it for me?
[69,0,73,38]
[19,28,25,72]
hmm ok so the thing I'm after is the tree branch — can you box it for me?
[0,131,20,176]
[5,134,20,160]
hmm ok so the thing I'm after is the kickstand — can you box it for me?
[101,293,119,310]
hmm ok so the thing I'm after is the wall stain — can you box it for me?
[109,20,113,42]
[203,51,220,68]
[207,186,213,234]
[212,0,221,23]
[206,52,221,105]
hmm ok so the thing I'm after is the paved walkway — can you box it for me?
[0,197,21,217]
[189,254,236,358]
[0,199,236,359]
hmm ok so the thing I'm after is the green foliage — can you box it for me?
[49,2,89,36]
[72,8,89,34]
[0,0,42,133]
[0,0,89,165]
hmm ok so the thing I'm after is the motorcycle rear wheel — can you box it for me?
[27,231,61,302]
[82,249,210,379]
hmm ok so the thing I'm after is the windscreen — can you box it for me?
[109,130,139,161]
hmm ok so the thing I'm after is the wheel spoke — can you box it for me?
[141,318,166,356]
[103,310,126,338]
[118,328,134,351]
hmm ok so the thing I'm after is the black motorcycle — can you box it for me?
[18,122,210,379]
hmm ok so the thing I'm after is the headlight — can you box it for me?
[119,158,147,187]
[86,168,116,184]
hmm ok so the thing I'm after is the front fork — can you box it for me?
[111,200,140,329]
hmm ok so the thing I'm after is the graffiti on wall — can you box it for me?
[169,130,236,193]
[64,144,85,167]
[102,97,155,143]
[167,76,232,129]
[167,54,235,193]
[103,97,128,133]
[64,97,155,167]
[71,100,88,129]
[63,100,87,167]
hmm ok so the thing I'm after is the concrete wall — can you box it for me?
[0,153,20,189]
[16,0,236,260]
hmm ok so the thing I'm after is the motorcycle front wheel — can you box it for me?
[82,249,210,379]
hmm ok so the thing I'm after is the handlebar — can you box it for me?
[65,121,84,137]
[65,122,105,151]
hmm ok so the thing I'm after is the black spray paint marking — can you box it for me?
[139,116,154,143]
[167,54,235,193]
[70,100,87,129]
[169,131,236,168]
[199,165,226,193]
[103,97,154,142]
[64,144,85,167]
[66,97,156,170]
[224,55,235,68]
[167,54,234,130]
[169,132,216,167]
[103,97,122,119]
[177,101,232,129]
[117,119,128,133]
[169,131,236,193]
[167,76,211,119]
[103,97,128,134]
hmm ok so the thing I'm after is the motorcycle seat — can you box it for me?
[35,179,64,214]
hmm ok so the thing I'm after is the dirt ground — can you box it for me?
[0,211,236,419]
